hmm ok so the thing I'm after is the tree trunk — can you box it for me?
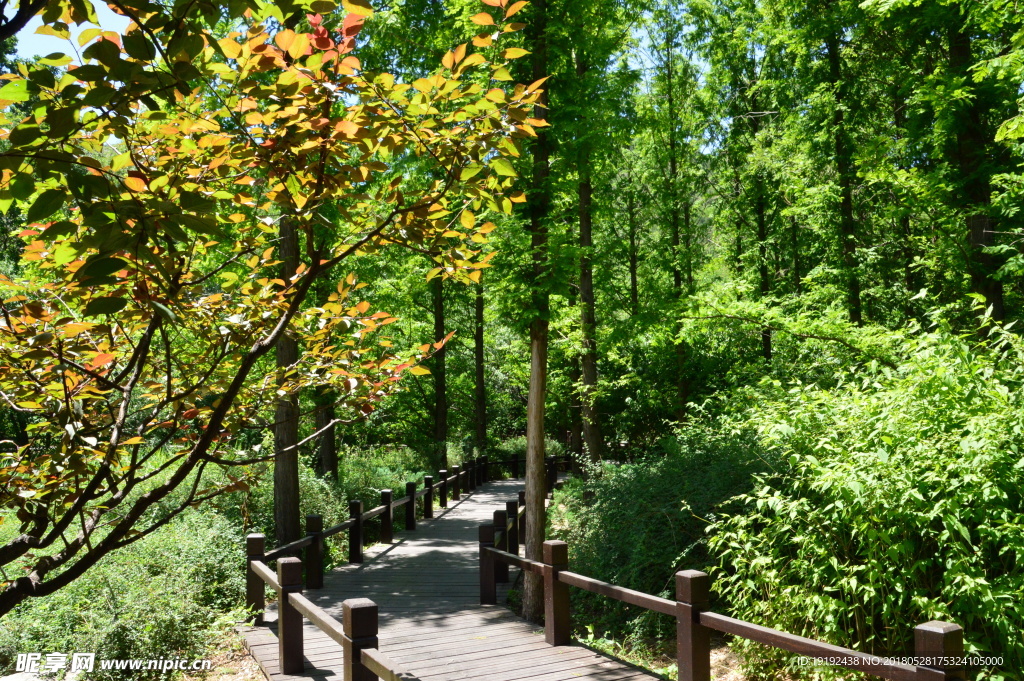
[755,176,771,362]
[627,195,639,315]
[664,27,690,423]
[522,0,550,624]
[274,219,301,546]
[948,24,1004,320]
[791,216,801,295]
[826,32,862,325]
[474,276,487,455]
[577,107,602,463]
[432,274,448,469]
[314,389,338,482]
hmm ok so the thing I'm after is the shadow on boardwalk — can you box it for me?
[239,479,660,681]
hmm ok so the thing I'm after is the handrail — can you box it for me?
[247,553,421,680]
[322,517,355,538]
[245,453,570,595]
[479,501,966,681]
[249,559,279,590]
[557,570,675,616]
[361,648,422,681]
[698,612,920,681]
[264,535,314,562]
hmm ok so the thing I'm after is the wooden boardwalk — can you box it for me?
[239,478,660,681]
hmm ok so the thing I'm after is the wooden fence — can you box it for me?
[243,454,569,677]
[479,501,967,681]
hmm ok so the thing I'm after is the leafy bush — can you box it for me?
[708,327,1024,680]
[549,424,767,648]
[0,511,245,680]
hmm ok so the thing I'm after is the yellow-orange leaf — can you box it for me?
[91,353,115,368]
[506,1,527,17]
[275,29,296,52]
[471,12,495,25]
[124,176,147,192]
[288,33,311,60]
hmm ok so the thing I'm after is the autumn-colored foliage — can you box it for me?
[0,0,541,614]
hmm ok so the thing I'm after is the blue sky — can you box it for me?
[12,4,129,61]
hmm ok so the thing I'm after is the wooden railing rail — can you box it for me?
[245,454,570,597]
[478,506,965,681]
[245,548,420,680]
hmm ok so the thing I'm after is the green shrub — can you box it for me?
[708,328,1024,680]
[549,424,767,648]
[0,511,245,680]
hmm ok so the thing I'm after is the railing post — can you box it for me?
[405,481,417,531]
[518,490,526,536]
[305,514,324,589]
[342,598,379,681]
[676,570,711,681]
[479,524,496,605]
[512,452,519,478]
[481,455,489,483]
[493,509,509,583]
[505,499,519,556]
[542,540,570,645]
[452,465,461,501]
[278,557,304,675]
[478,455,486,485]
[438,470,448,508]
[349,500,364,564]
[464,460,473,491]
[245,533,265,625]
[424,475,434,519]
[915,621,965,680]
[380,489,393,544]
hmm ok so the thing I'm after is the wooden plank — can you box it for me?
[242,476,662,681]
[558,571,675,616]
[699,612,917,681]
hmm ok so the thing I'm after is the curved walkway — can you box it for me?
[239,478,658,681]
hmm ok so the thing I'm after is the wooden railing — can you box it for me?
[245,454,570,596]
[478,506,967,681]
[243,453,569,677]
[247,552,419,679]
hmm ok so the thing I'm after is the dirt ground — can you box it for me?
[184,636,262,681]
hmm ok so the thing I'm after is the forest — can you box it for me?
[0,0,1022,679]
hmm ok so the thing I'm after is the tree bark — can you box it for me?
[314,389,338,482]
[274,219,302,546]
[826,32,862,325]
[474,276,487,455]
[948,24,1005,320]
[522,0,551,624]
[627,195,639,315]
[791,216,801,295]
[664,26,690,423]
[432,274,448,469]
[577,98,602,462]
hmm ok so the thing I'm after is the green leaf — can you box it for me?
[490,158,517,177]
[0,80,28,102]
[150,301,177,323]
[84,297,128,316]
[80,257,129,279]
[27,189,68,223]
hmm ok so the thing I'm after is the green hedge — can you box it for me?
[709,329,1024,680]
